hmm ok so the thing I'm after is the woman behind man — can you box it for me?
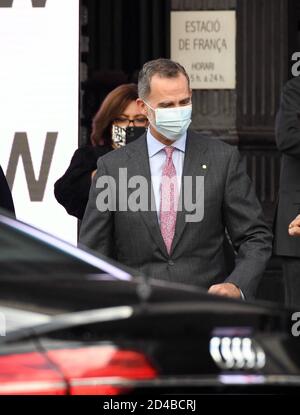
[54,83,148,219]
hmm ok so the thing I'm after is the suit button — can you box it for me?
[168,260,175,266]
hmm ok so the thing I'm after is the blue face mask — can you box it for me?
[144,102,192,141]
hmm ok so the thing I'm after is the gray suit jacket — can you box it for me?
[79,130,272,300]
[274,77,300,257]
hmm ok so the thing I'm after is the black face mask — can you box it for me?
[125,126,147,144]
[112,126,146,148]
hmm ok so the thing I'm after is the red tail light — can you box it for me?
[46,346,158,395]
[0,346,157,395]
[0,352,67,395]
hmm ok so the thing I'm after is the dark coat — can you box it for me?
[54,144,112,219]
[0,165,15,216]
[274,77,300,257]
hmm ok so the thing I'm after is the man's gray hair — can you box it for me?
[138,58,190,100]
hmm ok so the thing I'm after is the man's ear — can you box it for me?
[136,98,148,116]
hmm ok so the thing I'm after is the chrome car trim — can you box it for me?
[69,374,300,388]
[0,306,134,343]
[0,381,66,394]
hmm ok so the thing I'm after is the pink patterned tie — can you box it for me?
[160,146,178,254]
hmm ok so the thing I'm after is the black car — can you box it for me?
[0,210,299,395]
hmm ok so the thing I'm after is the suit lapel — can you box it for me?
[170,131,208,255]
[125,132,209,257]
[125,134,169,257]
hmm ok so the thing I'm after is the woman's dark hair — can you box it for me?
[91,83,138,146]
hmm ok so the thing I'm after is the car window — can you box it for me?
[0,214,132,280]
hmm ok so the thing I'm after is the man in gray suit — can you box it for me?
[79,58,272,300]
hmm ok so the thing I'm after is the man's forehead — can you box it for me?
[148,73,190,100]
[150,72,188,88]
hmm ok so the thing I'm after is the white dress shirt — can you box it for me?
[146,128,186,222]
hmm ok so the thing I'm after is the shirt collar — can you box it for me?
[146,128,187,158]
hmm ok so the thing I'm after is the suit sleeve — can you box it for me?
[78,157,115,259]
[276,79,300,159]
[223,149,273,299]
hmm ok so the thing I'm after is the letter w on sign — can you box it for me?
[0,0,47,7]
[6,132,58,202]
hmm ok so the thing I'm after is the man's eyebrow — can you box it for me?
[157,97,191,107]
[179,97,192,103]
[157,100,174,107]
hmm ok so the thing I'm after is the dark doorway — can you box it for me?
[81,0,170,145]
